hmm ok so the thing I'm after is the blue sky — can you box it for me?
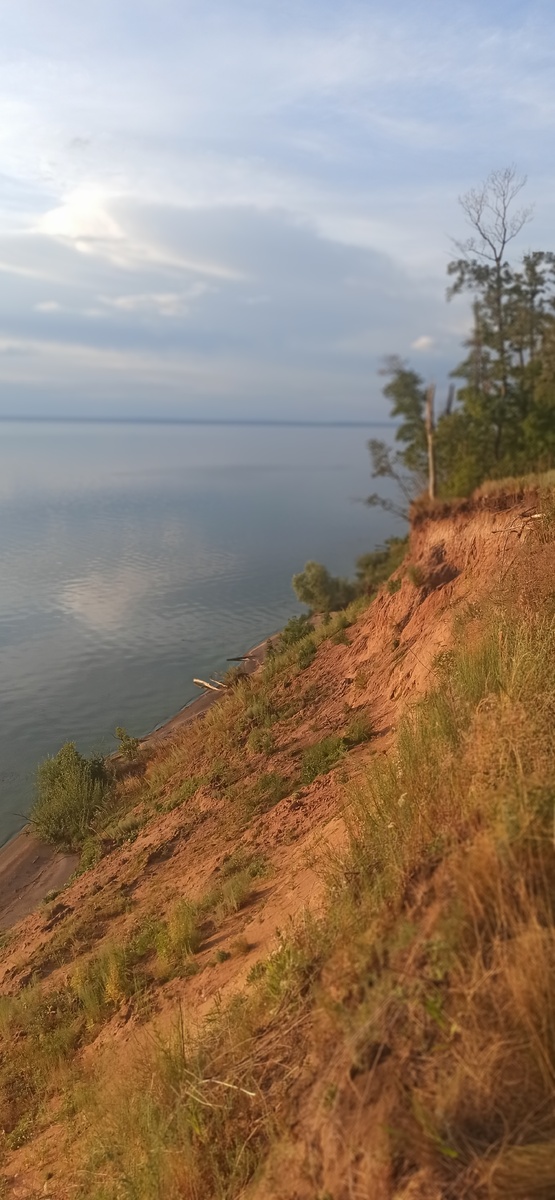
[0,0,553,419]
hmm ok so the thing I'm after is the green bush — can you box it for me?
[30,742,112,850]
[301,736,345,784]
[248,728,275,755]
[115,726,140,761]
[406,564,425,587]
[292,562,357,614]
[296,637,317,670]
[344,713,374,746]
[278,613,313,648]
[355,536,408,593]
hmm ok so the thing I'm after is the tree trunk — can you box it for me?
[425,384,436,500]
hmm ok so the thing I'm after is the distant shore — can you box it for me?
[0,633,274,930]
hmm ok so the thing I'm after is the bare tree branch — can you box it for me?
[454,166,533,267]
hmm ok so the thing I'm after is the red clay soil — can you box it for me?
[0,492,546,1198]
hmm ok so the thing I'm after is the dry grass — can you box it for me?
[5,509,555,1197]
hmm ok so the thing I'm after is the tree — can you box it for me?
[366,357,428,519]
[292,561,356,613]
[372,168,555,502]
[447,166,533,463]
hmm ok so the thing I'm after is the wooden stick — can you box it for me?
[193,679,226,692]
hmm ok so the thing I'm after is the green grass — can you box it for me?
[30,742,113,850]
[300,736,345,784]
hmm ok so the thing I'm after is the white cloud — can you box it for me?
[99,282,211,317]
[35,300,62,312]
[411,335,434,351]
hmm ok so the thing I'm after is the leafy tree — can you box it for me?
[373,167,555,501]
[292,561,356,613]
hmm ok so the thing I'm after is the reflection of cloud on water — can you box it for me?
[59,544,241,636]
[60,563,157,634]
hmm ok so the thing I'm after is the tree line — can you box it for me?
[369,166,555,509]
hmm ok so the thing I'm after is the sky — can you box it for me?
[0,0,554,420]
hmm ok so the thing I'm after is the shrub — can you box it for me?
[292,562,357,613]
[242,772,291,817]
[30,742,112,850]
[155,900,202,973]
[355,536,408,592]
[344,713,373,746]
[301,736,345,784]
[115,726,141,761]
[248,728,274,755]
[278,613,313,648]
[296,638,317,670]
[406,564,425,587]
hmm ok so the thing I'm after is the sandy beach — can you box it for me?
[0,634,273,930]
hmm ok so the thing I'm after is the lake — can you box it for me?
[0,420,404,845]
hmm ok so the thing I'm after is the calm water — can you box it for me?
[0,421,403,845]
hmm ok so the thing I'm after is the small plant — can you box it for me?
[248,728,275,755]
[297,638,317,670]
[219,848,267,880]
[115,726,141,762]
[164,776,202,812]
[301,736,345,784]
[406,564,425,588]
[278,613,313,648]
[155,899,202,974]
[242,772,291,817]
[344,713,373,746]
[332,628,349,646]
[212,949,231,965]
[31,742,112,850]
[231,936,252,956]
[386,577,402,594]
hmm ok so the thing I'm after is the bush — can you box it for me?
[292,562,357,614]
[344,713,374,746]
[301,736,345,784]
[296,637,317,670]
[355,536,408,592]
[30,742,112,850]
[248,728,275,755]
[278,614,313,648]
[115,726,140,761]
[406,564,425,587]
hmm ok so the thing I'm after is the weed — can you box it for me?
[344,713,373,747]
[164,776,202,812]
[211,949,231,965]
[278,613,313,648]
[231,936,252,956]
[386,576,401,594]
[242,772,291,817]
[115,726,141,762]
[301,736,345,784]
[296,637,317,671]
[154,900,202,975]
[406,564,425,587]
[31,742,112,849]
[248,728,275,754]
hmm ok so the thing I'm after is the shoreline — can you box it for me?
[0,633,275,930]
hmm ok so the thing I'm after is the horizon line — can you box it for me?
[0,415,392,428]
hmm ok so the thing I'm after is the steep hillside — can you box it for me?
[2,483,555,1199]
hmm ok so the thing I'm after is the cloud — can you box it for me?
[0,2,553,417]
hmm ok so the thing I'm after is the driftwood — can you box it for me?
[193,678,226,692]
